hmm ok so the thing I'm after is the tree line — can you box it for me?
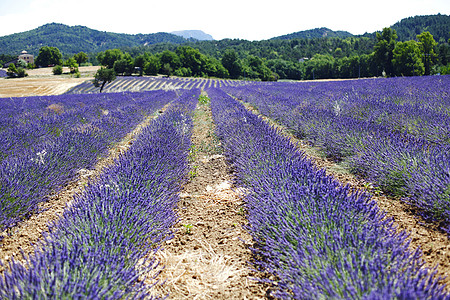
[4,28,450,81]
[92,28,450,81]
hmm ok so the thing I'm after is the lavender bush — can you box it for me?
[0,91,174,233]
[222,76,450,229]
[208,87,448,299]
[0,89,199,299]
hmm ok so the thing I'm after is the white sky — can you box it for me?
[0,0,448,41]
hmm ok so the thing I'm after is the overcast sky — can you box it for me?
[0,0,448,40]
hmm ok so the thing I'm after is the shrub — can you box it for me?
[16,67,28,78]
[6,64,28,78]
[53,65,63,75]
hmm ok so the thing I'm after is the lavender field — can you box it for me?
[66,76,240,94]
[1,75,450,298]
[222,76,450,231]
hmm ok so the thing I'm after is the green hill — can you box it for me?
[272,27,353,40]
[391,14,450,42]
[0,23,189,56]
[272,15,449,42]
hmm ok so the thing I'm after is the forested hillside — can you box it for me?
[272,27,353,40]
[391,14,450,42]
[140,36,376,63]
[0,23,189,56]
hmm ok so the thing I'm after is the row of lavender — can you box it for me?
[222,76,450,230]
[208,87,448,298]
[0,91,173,234]
[1,92,167,161]
[0,89,199,298]
[66,76,242,94]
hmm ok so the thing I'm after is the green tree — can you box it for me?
[174,67,192,77]
[162,63,173,77]
[134,54,147,76]
[158,50,181,75]
[176,46,207,76]
[16,67,28,78]
[393,40,424,76]
[438,43,450,66]
[337,56,361,78]
[93,67,116,92]
[113,53,133,76]
[204,57,229,78]
[6,63,18,77]
[417,31,438,75]
[267,59,303,80]
[65,57,79,74]
[334,47,343,58]
[373,27,398,77]
[143,55,161,76]
[244,55,274,81]
[221,49,242,79]
[73,52,88,65]
[359,53,378,77]
[35,46,63,67]
[97,49,124,69]
[304,54,336,79]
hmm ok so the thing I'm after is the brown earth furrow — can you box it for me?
[0,103,171,273]
[238,99,450,290]
[148,94,268,299]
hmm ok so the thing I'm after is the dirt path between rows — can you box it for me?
[149,94,268,299]
[0,104,169,273]
[239,100,450,290]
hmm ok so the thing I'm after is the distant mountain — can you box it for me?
[171,30,214,41]
[0,23,189,56]
[272,27,353,40]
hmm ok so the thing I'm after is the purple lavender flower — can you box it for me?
[208,87,449,299]
[0,89,200,298]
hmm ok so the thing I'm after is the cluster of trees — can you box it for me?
[270,29,448,79]
[120,29,448,80]
[93,46,277,84]
[6,60,28,78]
[95,47,228,78]
[288,29,448,80]
[130,36,377,80]
[373,29,441,77]
[37,46,89,76]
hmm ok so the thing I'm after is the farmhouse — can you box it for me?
[2,50,34,68]
[18,50,34,65]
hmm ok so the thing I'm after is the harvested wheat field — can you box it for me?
[0,66,99,97]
